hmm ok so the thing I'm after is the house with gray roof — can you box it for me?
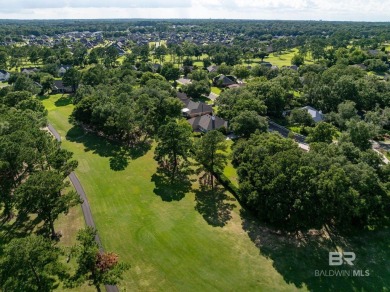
[0,70,10,81]
[188,114,227,132]
[177,91,213,118]
[58,65,72,76]
[213,74,237,87]
[301,106,324,123]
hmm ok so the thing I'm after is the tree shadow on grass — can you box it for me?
[240,209,390,291]
[37,94,49,101]
[194,181,236,227]
[0,213,42,246]
[54,94,73,107]
[151,166,194,202]
[66,126,151,171]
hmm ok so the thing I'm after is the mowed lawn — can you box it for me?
[41,94,300,291]
[252,48,314,67]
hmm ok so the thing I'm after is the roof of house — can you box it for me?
[177,92,190,106]
[214,74,236,86]
[0,70,9,75]
[59,65,72,70]
[176,77,192,85]
[227,84,243,89]
[21,67,40,73]
[301,106,324,123]
[188,114,227,131]
[53,80,73,92]
[286,65,298,70]
[207,65,218,72]
[184,101,213,114]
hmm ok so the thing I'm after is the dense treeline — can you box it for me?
[72,74,182,146]
[0,77,128,290]
[233,132,390,230]
[1,19,390,42]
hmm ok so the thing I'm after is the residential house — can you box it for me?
[352,64,367,70]
[151,63,162,72]
[181,100,213,118]
[301,106,324,123]
[177,92,213,118]
[21,67,40,74]
[52,80,73,94]
[58,65,72,76]
[0,70,10,81]
[207,65,219,73]
[286,65,298,71]
[213,74,237,87]
[188,114,228,132]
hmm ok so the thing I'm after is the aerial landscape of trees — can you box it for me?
[0,18,390,291]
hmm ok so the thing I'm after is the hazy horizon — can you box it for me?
[0,0,388,22]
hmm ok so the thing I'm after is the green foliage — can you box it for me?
[139,71,165,85]
[13,74,40,94]
[0,235,67,292]
[364,59,389,72]
[62,67,81,92]
[160,62,180,81]
[195,130,228,190]
[291,54,304,66]
[182,80,210,99]
[233,132,390,230]
[15,171,81,238]
[72,78,181,142]
[306,122,337,144]
[67,227,129,290]
[232,65,250,79]
[247,79,288,117]
[154,119,193,181]
[289,108,314,127]
[190,69,209,82]
[344,120,379,151]
[216,87,267,121]
[230,110,268,138]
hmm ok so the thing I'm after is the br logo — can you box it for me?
[329,252,356,266]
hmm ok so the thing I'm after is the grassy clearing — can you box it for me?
[41,93,390,291]
[211,86,222,95]
[42,94,300,291]
[251,48,314,68]
[223,140,238,188]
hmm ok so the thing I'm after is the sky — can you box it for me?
[0,0,388,21]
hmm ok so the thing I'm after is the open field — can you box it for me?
[249,48,314,68]
[40,93,390,291]
[41,94,299,291]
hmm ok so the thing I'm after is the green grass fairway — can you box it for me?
[41,94,299,291]
[251,48,314,68]
[41,94,390,291]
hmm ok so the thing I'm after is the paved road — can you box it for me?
[47,124,119,292]
[373,148,389,165]
[268,120,309,151]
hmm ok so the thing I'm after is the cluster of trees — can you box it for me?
[232,132,390,230]
[302,65,390,113]
[0,227,128,291]
[72,74,182,146]
[0,78,127,290]
[154,121,229,191]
